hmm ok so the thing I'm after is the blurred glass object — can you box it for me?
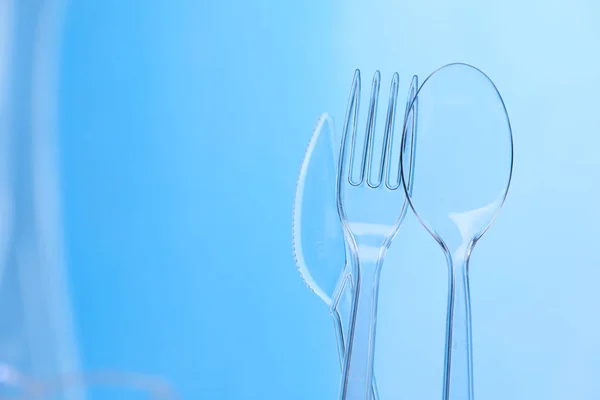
[0,0,81,397]
[0,362,179,399]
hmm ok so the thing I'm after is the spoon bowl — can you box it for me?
[401,63,513,253]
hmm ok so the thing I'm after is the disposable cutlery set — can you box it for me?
[293,63,513,400]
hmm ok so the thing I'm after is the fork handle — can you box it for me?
[339,254,381,400]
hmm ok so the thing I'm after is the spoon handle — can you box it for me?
[339,251,382,400]
[443,258,474,400]
[331,273,380,400]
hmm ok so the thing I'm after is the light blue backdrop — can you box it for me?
[57,0,600,399]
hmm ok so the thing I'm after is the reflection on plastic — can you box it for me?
[448,203,501,259]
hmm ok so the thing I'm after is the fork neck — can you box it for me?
[346,223,395,268]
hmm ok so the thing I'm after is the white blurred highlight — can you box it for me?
[0,0,14,289]
[0,0,83,398]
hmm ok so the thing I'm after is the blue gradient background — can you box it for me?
[56,0,600,399]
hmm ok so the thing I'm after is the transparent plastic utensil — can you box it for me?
[293,113,352,361]
[0,363,178,399]
[337,70,415,400]
[292,114,382,398]
[400,63,513,400]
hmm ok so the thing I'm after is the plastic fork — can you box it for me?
[337,70,415,400]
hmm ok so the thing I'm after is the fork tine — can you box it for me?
[382,72,400,189]
[340,69,361,185]
[363,71,381,188]
[402,75,419,195]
